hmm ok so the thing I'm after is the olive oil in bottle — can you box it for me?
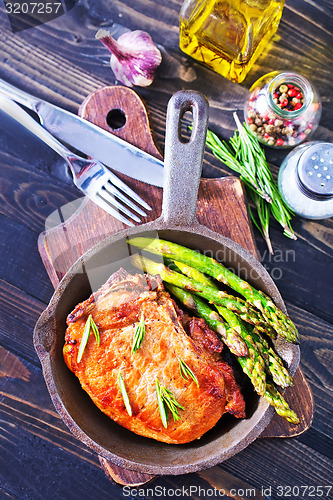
[179,0,285,83]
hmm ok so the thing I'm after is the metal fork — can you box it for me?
[0,94,151,226]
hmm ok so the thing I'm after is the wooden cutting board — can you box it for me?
[38,86,314,486]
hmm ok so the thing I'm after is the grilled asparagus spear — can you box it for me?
[248,327,293,388]
[265,382,299,424]
[167,284,297,423]
[167,258,276,339]
[128,237,299,344]
[131,253,274,331]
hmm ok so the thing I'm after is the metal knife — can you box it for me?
[0,78,164,187]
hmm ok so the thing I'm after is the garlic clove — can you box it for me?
[96,29,162,87]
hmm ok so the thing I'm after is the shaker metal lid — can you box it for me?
[297,142,333,199]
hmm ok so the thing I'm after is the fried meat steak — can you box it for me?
[63,269,245,444]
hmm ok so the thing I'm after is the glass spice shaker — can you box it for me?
[179,0,286,83]
[245,71,322,148]
[278,142,333,219]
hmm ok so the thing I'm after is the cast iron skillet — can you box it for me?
[34,91,299,475]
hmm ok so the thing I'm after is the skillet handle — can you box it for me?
[161,90,209,226]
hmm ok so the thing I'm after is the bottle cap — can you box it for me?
[297,143,333,199]
[278,141,333,219]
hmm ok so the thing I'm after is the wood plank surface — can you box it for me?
[0,0,332,497]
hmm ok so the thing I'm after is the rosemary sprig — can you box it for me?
[178,358,199,387]
[205,128,271,202]
[118,371,132,416]
[233,114,296,241]
[155,378,184,428]
[156,379,168,428]
[132,312,145,354]
[248,188,273,255]
[204,115,297,253]
[77,314,100,363]
[90,316,100,346]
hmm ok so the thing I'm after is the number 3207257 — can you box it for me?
[277,485,332,497]
[5,3,62,14]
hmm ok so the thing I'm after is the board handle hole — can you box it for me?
[107,109,126,130]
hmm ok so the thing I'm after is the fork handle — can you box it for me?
[0,94,73,160]
[0,78,41,112]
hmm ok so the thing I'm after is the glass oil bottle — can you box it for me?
[179,0,285,83]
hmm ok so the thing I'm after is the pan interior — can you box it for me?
[43,228,291,472]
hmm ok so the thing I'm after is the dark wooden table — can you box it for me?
[0,1,332,499]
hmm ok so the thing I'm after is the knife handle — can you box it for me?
[0,78,40,112]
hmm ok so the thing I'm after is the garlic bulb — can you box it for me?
[96,29,162,87]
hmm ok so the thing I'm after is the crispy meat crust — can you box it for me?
[186,318,245,419]
[63,269,244,444]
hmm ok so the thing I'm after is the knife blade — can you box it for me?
[0,79,164,187]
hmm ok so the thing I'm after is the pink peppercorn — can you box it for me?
[276,138,284,146]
